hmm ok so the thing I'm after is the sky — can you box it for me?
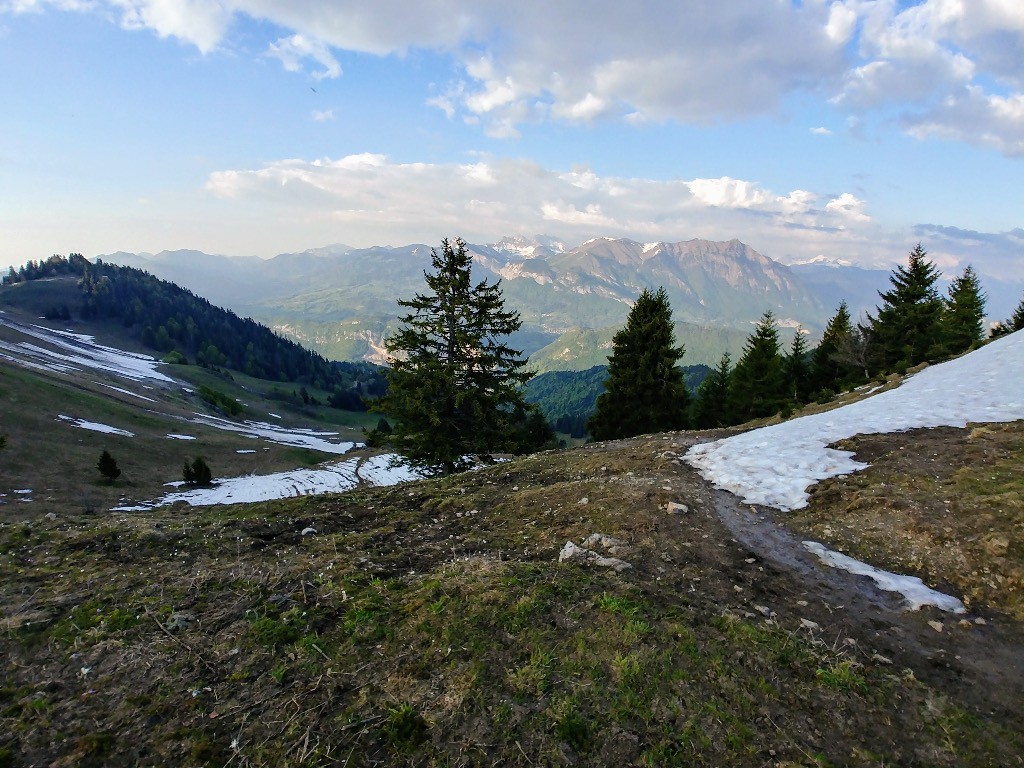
[1,0,1022,282]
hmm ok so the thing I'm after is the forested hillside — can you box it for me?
[3,254,357,396]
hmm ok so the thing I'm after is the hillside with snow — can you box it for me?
[686,331,1024,510]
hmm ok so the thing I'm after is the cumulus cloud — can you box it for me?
[203,153,887,263]
[6,0,1023,153]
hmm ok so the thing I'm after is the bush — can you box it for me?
[183,456,212,485]
[97,450,121,482]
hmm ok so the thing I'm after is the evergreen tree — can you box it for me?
[941,265,986,355]
[729,311,786,422]
[783,329,812,404]
[810,301,857,393]
[867,244,944,371]
[587,287,689,440]
[97,450,121,482]
[183,456,212,485]
[691,353,732,429]
[991,292,1024,337]
[372,237,543,473]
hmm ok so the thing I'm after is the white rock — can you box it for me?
[666,501,688,514]
[301,527,317,536]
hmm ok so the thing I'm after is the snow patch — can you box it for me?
[189,414,358,454]
[166,434,197,440]
[685,332,1024,511]
[803,541,965,613]
[0,316,174,383]
[112,453,423,510]
[57,415,135,437]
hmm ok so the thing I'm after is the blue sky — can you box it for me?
[2,0,1022,281]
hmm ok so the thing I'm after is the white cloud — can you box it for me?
[202,154,891,265]
[6,0,1023,153]
[810,126,832,135]
[268,33,342,79]
[311,108,334,122]
[904,86,1024,156]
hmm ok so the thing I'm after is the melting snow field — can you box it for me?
[0,314,175,383]
[57,414,135,437]
[113,454,422,510]
[686,331,1024,511]
[189,413,358,454]
[685,332,1024,614]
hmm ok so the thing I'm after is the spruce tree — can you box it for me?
[97,450,121,482]
[783,328,812,404]
[810,301,856,393]
[868,243,944,371]
[941,265,986,355]
[729,311,786,422]
[992,293,1024,337]
[587,287,689,440]
[373,237,544,473]
[691,353,732,429]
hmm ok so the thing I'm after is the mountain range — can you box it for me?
[101,236,1021,369]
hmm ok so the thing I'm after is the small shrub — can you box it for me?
[97,450,121,482]
[183,456,212,485]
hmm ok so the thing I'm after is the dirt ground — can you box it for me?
[1,427,1023,766]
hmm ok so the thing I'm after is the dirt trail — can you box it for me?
[702,454,1024,720]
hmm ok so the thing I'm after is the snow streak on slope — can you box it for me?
[685,331,1024,511]
[112,454,422,510]
[0,314,175,383]
[189,414,358,454]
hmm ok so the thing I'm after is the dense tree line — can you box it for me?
[5,254,363,401]
[580,244,1006,439]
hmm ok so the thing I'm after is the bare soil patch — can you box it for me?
[2,430,1023,766]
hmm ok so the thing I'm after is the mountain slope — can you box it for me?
[99,237,830,368]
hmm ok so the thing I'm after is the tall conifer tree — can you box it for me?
[941,265,986,355]
[691,353,732,429]
[587,287,689,440]
[783,329,812,404]
[729,311,785,422]
[810,301,857,392]
[868,243,944,371]
[373,238,545,472]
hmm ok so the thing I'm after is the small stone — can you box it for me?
[44,512,58,521]
[666,501,688,514]
[166,612,195,632]
[800,618,819,631]
[958,619,973,628]
[974,617,987,626]
[928,620,944,633]
[578,497,588,505]
[796,600,808,607]
[871,653,893,665]
[734,585,744,593]
[301,527,317,536]
[754,605,771,616]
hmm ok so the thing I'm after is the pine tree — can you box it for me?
[691,353,732,429]
[783,328,812,404]
[729,311,786,422]
[868,243,944,372]
[586,287,689,440]
[991,293,1024,337]
[810,301,857,393]
[183,456,212,485]
[97,450,121,482]
[372,237,545,473]
[941,265,986,355]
